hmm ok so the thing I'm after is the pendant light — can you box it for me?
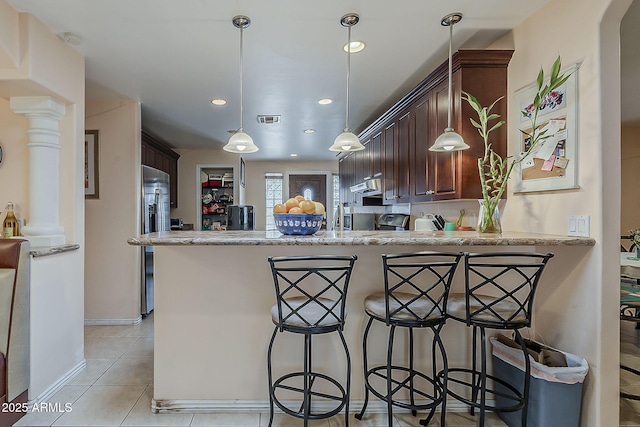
[429,13,470,152]
[223,15,258,153]
[329,13,365,152]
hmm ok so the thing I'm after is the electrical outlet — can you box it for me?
[567,215,590,237]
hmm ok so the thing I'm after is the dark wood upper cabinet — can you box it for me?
[411,92,434,202]
[340,49,513,206]
[395,109,412,203]
[382,121,396,204]
[141,131,180,208]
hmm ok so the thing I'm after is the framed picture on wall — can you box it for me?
[512,62,580,193]
[85,130,99,199]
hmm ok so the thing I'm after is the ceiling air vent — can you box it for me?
[257,115,281,124]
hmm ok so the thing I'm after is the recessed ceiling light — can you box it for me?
[304,129,316,134]
[290,153,298,157]
[343,41,365,53]
[318,98,333,105]
[211,98,227,106]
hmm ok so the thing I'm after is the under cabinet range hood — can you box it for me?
[350,174,382,196]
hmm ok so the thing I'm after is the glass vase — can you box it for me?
[477,199,502,234]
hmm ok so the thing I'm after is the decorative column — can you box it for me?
[10,96,66,246]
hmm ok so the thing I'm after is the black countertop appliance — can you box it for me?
[376,213,410,231]
[227,205,255,230]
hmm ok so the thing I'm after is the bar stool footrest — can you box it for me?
[271,371,347,420]
[364,365,443,411]
[438,367,524,413]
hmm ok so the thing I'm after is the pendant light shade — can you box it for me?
[223,15,258,154]
[225,131,256,153]
[429,13,469,153]
[330,13,364,152]
[330,130,363,152]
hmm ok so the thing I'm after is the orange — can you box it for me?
[273,203,287,214]
[314,202,325,214]
[284,198,299,212]
[288,207,303,214]
[294,195,305,202]
[299,200,316,214]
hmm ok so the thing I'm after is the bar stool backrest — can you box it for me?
[269,255,357,332]
[382,251,463,326]
[463,252,554,328]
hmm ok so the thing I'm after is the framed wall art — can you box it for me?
[85,130,99,199]
[512,62,580,193]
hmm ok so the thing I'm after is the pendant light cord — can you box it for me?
[345,25,351,132]
[239,25,244,132]
[447,21,453,129]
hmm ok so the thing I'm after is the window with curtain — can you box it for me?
[265,173,283,231]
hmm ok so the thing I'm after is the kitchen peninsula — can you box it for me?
[128,230,594,413]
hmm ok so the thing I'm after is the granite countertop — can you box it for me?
[127,230,596,247]
[30,243,80,258]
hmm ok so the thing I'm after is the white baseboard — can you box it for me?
[84,316,142,326]
[151,398,477,414]
[28,359,86,407]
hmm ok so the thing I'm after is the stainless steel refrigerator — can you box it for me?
[141,165,170,315]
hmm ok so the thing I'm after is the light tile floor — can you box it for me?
[14,313,514,427]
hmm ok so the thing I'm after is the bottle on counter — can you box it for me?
[3,202,19,238]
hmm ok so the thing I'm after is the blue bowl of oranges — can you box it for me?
[273,196,325,235]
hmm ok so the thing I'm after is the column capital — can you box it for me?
[10,96,65,120]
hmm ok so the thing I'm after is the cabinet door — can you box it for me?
[145,144,156,169]
[340,153,355,206]
[429,76,460,200]
[395,109,412,202]
[411,92,435,202]
[371,130,382,177]
[382,121,396,204]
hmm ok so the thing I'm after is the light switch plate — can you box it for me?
[568,215,590,237]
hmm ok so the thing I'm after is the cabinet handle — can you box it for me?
[426,190,434,195]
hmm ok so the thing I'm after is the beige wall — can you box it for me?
[85,100,142,321]
[173,150,337,231]
[622,127,640,234]
[488,0,628,425]
[0,2,86,401]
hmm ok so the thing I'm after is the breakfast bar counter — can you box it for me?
[127,230,594,414]
[128,229,595,247]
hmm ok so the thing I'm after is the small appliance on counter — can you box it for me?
[170,218,184,230]
[376,213,410,231]
[341,213,376,231]
[414,213,445,231]
[227,205,255,230]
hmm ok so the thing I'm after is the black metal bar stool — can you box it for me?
[355,251,463,427]
[267,255,357,427]
[442,252,553,427]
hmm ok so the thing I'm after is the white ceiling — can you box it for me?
[21,0,640,161]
